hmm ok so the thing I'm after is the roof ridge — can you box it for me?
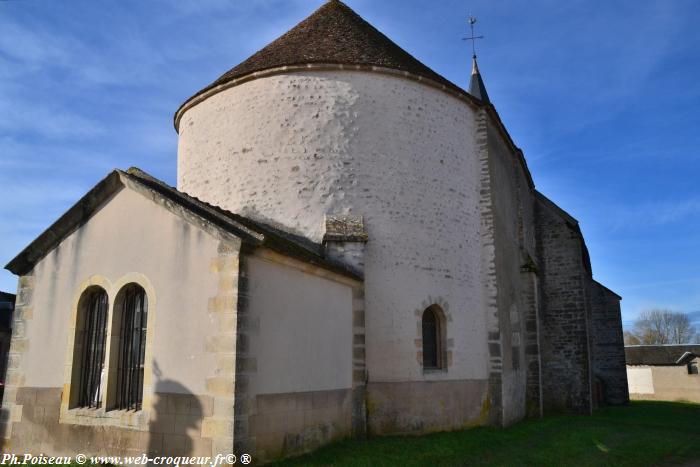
[125,167,321,255]
[7,167,361,280]
[124,168,357,277]
[124,168,259,239]
[626,344,700,347]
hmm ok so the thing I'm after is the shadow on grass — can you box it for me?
[270,401,700,467]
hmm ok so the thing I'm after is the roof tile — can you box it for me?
[178,0,473,116]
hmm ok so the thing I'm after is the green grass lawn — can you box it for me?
[271,401,700,467]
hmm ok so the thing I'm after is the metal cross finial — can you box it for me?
[463,16,484,58]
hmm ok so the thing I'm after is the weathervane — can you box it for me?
[463,16,484,58]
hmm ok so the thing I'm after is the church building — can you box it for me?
[1,1,628,462]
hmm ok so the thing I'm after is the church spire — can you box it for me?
[469,55,490,103]
[464,16,490,103]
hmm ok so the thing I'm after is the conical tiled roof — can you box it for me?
[177,0,478,124]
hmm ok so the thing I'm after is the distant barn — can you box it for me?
[626,345,700,403]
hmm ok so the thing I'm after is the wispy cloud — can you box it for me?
[0,18,77,67]
[0,96,105,140]
[608,198,700,231]
[620,277,700,292]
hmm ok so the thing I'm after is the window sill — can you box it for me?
[106,407,144,413]
[60,404,149,430]
[66,406,102,417]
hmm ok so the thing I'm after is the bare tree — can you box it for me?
[669,313,694,344]
[629,309,697,345]
[623,331,641,345]
[633,309,669,344]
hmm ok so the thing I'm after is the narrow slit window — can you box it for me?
[115,284,148,411]
[422,308,440,369]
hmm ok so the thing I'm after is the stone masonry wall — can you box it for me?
[589,282,629,405]
[366,379,489,435]
[178,70,488,389]
[7,388,213,457]
[476,108,503,426]
[535,196,592,414]
[485,115,539,425]
[1,275,33,446]
[522,272,542,417]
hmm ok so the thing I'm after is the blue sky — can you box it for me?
[1,0,699,330]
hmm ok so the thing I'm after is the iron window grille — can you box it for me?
[114,285,148,411]
[77,289,109,409]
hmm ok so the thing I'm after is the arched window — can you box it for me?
[422,306,444,370]
[113,284,148,411]
[71,287,109,409]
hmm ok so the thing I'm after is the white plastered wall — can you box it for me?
[22,186,223,396]
[178,70,487,383]
[245,255,353,396]
[627,367,654,394]
[628,364,700,402]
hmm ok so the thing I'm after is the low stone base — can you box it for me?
[2,388,214,458]
[242,388,354,463]
[630,392,700,404]
[366,379,490,435]
[3,382,494,462]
